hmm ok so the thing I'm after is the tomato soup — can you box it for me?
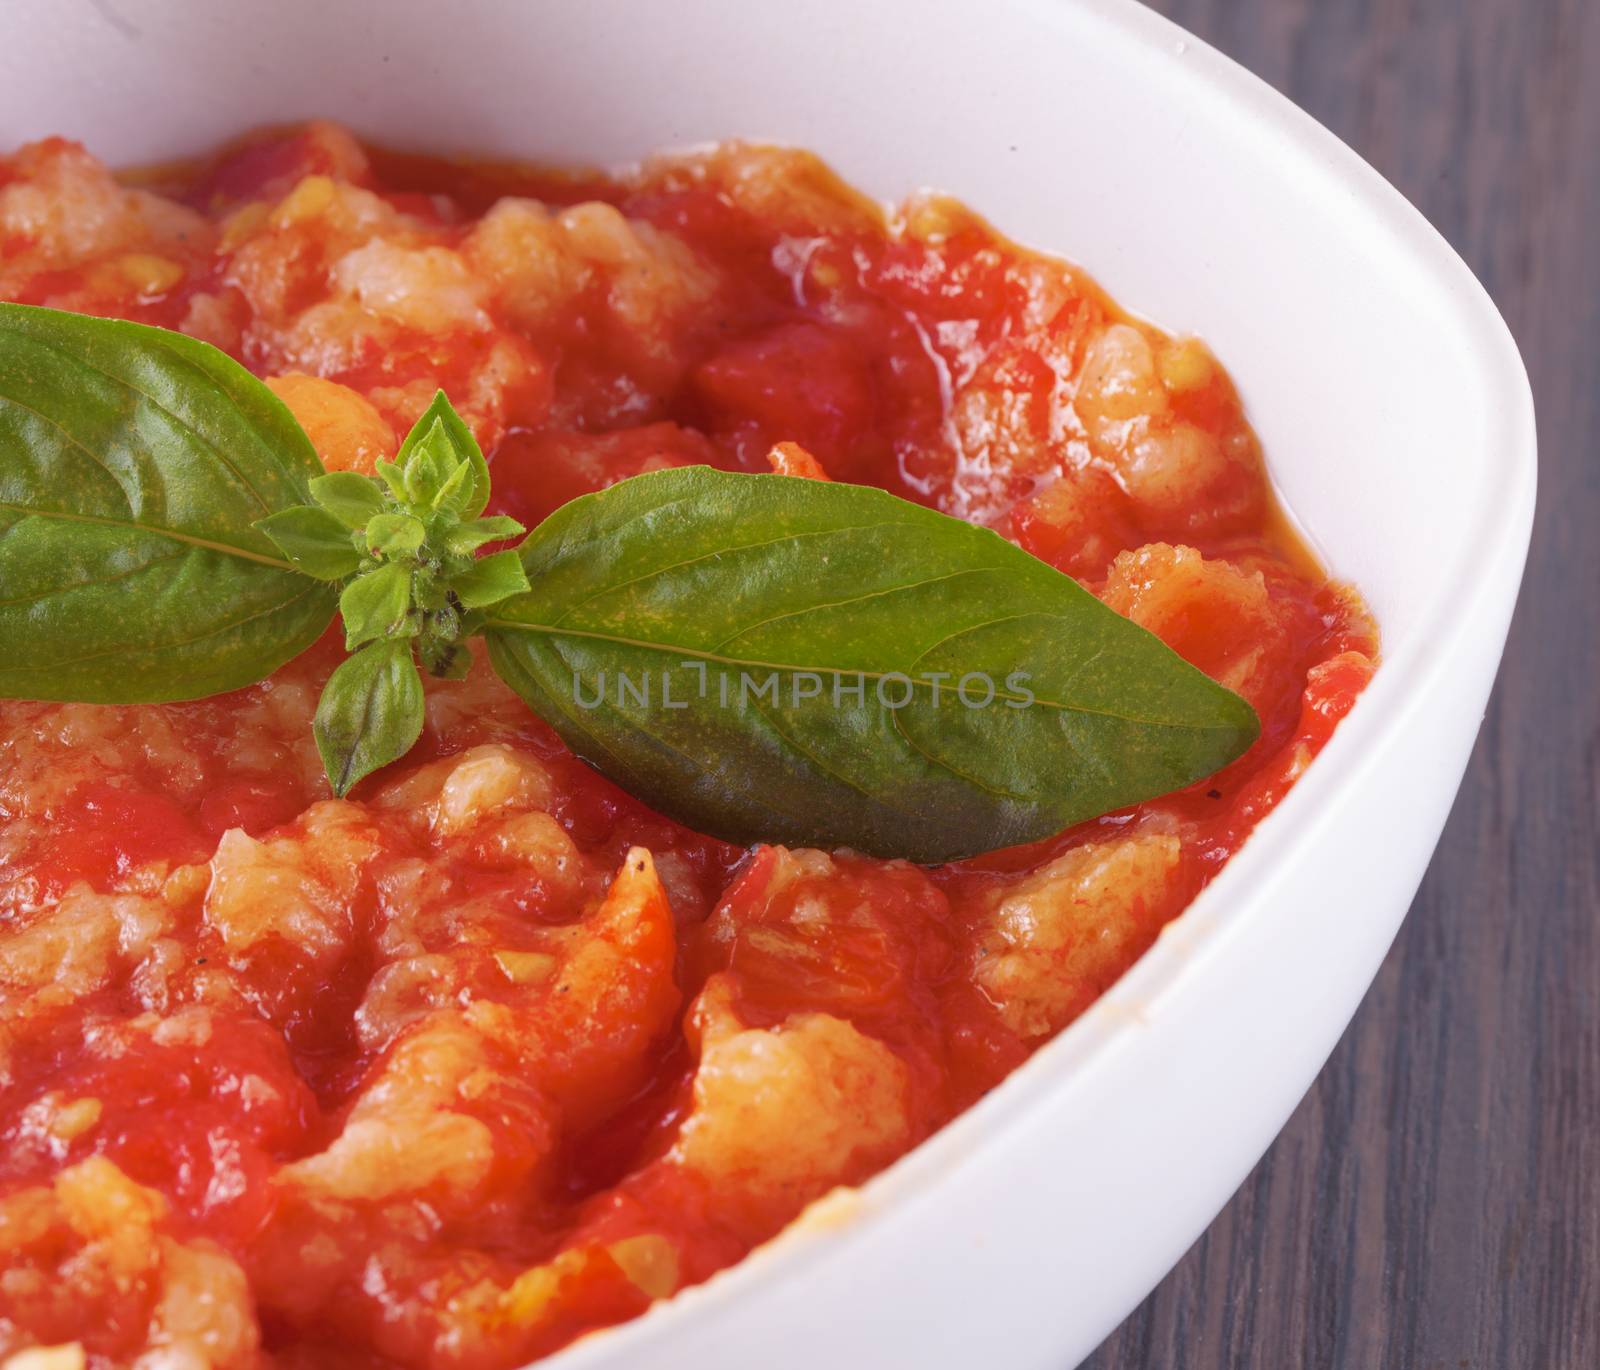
[0,122,1375,1368]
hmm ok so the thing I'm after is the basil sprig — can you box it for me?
[0,304,1259,861]
[251,389,532,791]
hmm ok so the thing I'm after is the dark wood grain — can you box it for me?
[1081,1,1598,1366]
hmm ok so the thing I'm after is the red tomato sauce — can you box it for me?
[0,122,1375,1368]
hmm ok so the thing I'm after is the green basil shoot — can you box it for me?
[0,303,1259,861]
[251,389,531,792]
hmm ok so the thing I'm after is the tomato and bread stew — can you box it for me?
[0,123,1375,1368]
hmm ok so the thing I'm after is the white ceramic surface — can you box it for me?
[0,1,1536,1366]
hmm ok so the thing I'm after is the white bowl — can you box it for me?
[0,1,1536,1366]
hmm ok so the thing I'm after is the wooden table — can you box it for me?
[1083,2,1597,1365]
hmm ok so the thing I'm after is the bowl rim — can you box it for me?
[544,0,1536,1361]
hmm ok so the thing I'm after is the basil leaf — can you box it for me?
[485,467,1259,863]
[393,390,490,518]
[403,430,458,505]
[0,303,336,703]
[313,638,425,796]
[444,515,524,556]
[310,471,387,529]
[340,562,413,648]
[365,512,426,558]
[255,506,363,581]
[450,548,531,609]
[430,458,472,514]
[374,458,409,503]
